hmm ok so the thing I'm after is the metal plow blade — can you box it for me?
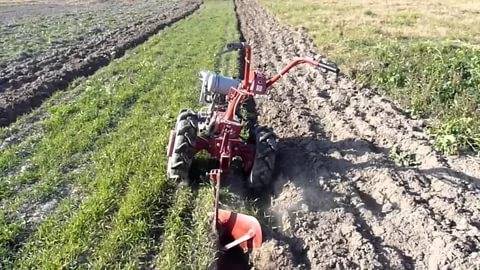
[217,209,262,253]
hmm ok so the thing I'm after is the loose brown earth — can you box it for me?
[235,0,480,269]
[0,0,145,24]
[0,0,201,126]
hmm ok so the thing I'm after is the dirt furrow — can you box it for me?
[234,0,480,269]
[0,0,202,127]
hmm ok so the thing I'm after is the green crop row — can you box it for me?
[0,0,239,268]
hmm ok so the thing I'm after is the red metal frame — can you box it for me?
[194,44,326,182]
[182,43,335,251]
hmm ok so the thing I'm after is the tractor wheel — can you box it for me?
[236,97,257,140]
[167,109,198,185]
[248,126,277,191]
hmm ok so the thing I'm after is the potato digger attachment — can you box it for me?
[166,42,339,254]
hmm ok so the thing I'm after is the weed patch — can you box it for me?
[260,0,480,154]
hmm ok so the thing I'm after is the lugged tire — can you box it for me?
[167,109,198,185]
[248,126,277,191]
[236,96,257,140]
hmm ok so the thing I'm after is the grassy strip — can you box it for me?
[156,187,196,269]
[0,149,19,184]
[9,0,239,268]
[0,212,23,267]
[91,1,239,267]
[156,185,216,269]
[260,0,480,154]
[0,78,87,178]
[188,186,217,267]
[0,64,146,200]
[0,53,150,265]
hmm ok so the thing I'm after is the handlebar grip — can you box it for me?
[318,62,339,74]
[225,42,245,51]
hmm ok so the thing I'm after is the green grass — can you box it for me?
[0,0,239,268]
[260,0,480,154]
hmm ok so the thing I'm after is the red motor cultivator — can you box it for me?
[167,42,338,252]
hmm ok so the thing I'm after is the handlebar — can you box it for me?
[223,42,339,74]
[317,61,339,74]
[266,57,339,88]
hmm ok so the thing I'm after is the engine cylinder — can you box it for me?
[199,71,240,103]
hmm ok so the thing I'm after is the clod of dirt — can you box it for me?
[251,240,300,270]
[234,0,480,268]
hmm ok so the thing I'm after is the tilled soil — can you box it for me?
[0,0,201,126]
[0,1,91,24]
[235,0,480,269]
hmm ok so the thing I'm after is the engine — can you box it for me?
[199,71,241,104]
